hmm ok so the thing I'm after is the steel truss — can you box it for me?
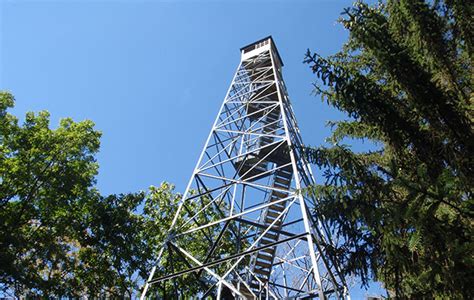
[141,37,350,299]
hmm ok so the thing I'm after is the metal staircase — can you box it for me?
[248,167,292,295]
[234,85,294,298]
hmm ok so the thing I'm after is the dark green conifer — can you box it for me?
[304,1,473,298]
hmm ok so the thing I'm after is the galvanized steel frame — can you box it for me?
[141,38,350,300]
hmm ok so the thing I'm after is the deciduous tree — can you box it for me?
[0,92,192,298]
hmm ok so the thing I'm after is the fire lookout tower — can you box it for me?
[141,36,350,300]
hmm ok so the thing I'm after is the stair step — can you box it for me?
[269,200,285,207]
[275,177,290,186]
[263,231,278,240]
[268,115,279,121]
[268,208,284,216]
[269,205,285,212]
[273,184,289,190]
[272,191,287,198]
[277,169,292,176]
[270,207,285,214]
[268,110,279,116]
[267,112,278,118]
[255,260,272,269]
[257,252,273,261]
[270,195,283,200]
[269,202,285,210]
[254,267,271,276]
[260,247,275,255]
[276,175,292,182]
[267,210,281,219]
[276,171,292,177]
[270,197,286,204]
[264,217,282,225]
[260,238,275,245]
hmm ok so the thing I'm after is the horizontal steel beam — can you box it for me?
[147,233,307,285]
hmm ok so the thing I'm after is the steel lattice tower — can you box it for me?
[141,37,350,299]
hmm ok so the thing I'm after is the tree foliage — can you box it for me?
[303,0,473,298]
[0,90,101,296]
[0,91,187,298]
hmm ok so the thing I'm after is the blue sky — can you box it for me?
[1,0,383,298]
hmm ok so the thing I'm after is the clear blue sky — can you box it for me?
[1,0,383,298]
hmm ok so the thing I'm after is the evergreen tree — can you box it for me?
[303,1,473,298]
